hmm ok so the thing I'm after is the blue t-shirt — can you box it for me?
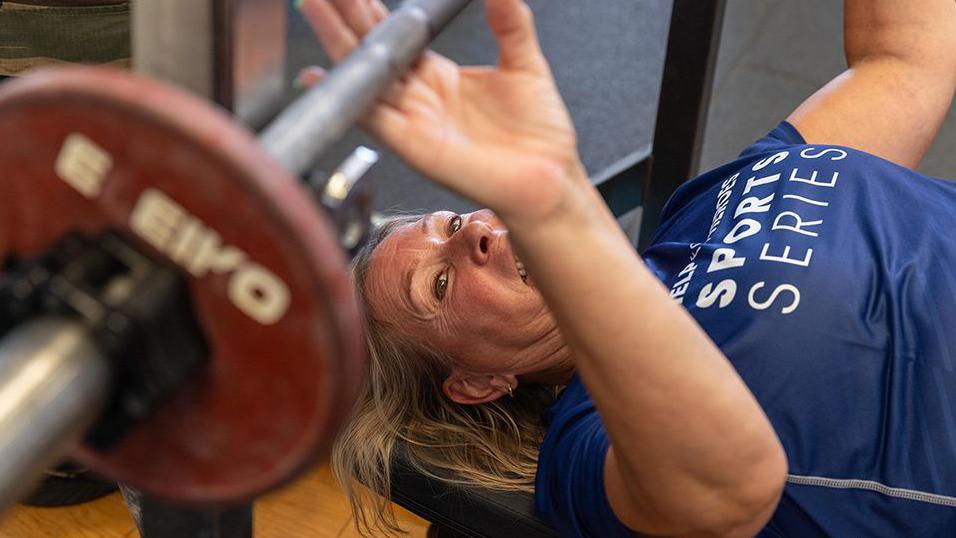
[535,122,956,537]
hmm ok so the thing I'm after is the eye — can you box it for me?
[434,271,449,300]
[448,215,463,235]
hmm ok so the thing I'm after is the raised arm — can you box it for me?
[788,0,956,169]
[300,1,785,535]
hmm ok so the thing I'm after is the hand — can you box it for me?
[298,0,587,223]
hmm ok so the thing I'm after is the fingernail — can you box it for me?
[293,0,304,10]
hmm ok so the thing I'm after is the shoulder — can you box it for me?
[535,376,633,537]
[650,121,952,248]
[738,121,808,159]
[649,122,808,243]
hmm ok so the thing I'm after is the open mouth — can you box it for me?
[515,256,528,283]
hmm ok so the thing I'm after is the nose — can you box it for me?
[470,209,500,225]
[451,219,494,266]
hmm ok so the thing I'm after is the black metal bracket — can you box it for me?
[587,1,726,251]
[0,232,209,448]
[120,486,254,538]
[639,0,727,249]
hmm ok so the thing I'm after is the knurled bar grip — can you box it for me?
[259,0,472,176]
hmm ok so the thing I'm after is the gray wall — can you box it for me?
[701,0,956,180]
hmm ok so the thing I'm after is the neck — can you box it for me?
[515,325,575,386]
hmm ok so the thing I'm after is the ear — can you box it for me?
[442,368,518,405]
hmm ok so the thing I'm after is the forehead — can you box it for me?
[371,210,456,262]
[363,215,437,323]
[373,219,425,266]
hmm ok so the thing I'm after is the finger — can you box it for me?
[375,79,410,110]
[294,66,327,89]
[331,0,377,37]
[485,0,549,74]
[299,0,358,62]
[366,0,389,23]
[297,64,408,117]
[408,51,455,93]
[360,103,408,145]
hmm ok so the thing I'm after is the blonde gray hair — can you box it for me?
[330,214,558,536]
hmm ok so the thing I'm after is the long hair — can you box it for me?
[330,214,559,536]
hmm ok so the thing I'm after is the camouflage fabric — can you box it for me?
[0,2,130,76]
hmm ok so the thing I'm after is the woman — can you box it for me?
[298,0,956,536]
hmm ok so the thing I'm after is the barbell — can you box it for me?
[0,0,471,509]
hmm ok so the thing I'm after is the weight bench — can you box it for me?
[387,2,727,535]
[390,443,557,538]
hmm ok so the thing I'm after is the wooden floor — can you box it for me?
[0,464,430,538]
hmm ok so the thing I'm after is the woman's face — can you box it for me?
[364,210,557,375]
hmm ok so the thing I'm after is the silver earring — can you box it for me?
[507,383,514,398]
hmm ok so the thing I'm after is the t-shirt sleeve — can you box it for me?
[737,121,807,159]
[648,121,808,246]
[535,378,633,537]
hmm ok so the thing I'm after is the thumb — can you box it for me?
[485,0,548,74]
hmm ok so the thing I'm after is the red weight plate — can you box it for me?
[0,67,366,505]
